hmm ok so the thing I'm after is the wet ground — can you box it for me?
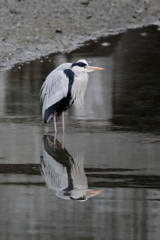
[1,25,160,239]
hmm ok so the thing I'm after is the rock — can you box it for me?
[9,9,21,14]
[101,42,110,46]
[56,28,62,33]
[86,15,92,19]
[141,32,147,36]
[81,0,90,5]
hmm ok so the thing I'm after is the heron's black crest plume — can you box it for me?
[71,62,87,68]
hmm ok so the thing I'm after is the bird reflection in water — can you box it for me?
[40,135,101,201]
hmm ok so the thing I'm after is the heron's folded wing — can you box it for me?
[41,70,71,118]
[40,62,72,102]
[41,149,68,191]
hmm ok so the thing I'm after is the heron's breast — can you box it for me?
[71,73,88,100]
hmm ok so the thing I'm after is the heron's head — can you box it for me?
[71,59,104,74]
[70,189,102,202]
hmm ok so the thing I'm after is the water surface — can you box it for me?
[1,25,160,240]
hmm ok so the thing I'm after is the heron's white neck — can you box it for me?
[71,72,88,109]
[71,152,87,189]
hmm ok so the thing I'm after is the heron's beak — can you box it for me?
[85,66,104,72]
[87,189,102,198]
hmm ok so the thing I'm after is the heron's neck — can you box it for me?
[71,72,88,109]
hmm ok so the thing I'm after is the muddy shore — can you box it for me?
[0,0,160,71]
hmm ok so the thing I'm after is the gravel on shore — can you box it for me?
[0,0,160,71]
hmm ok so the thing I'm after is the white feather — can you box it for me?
[76,59,88,66]
[71,72,89,110]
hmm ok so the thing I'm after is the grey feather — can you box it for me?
[40,62,72,101]
[41,147,68,191]
[40,62,72,119]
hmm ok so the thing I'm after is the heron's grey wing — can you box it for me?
[41,147,68,191]
[40,62,72,102]
[41,69,71,119]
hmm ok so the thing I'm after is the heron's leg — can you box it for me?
[62,111,65,132]
[62,131,65,149]
[53,111,57,133]
[53,132,57,150]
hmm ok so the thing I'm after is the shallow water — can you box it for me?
[1,25,160,239]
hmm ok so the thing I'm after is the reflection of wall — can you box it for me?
[112,25,160,131]
[0,181,160,240]
[5,61,46,117]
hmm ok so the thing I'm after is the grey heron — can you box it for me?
[40,59,104,132]
[41,135,101,201]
